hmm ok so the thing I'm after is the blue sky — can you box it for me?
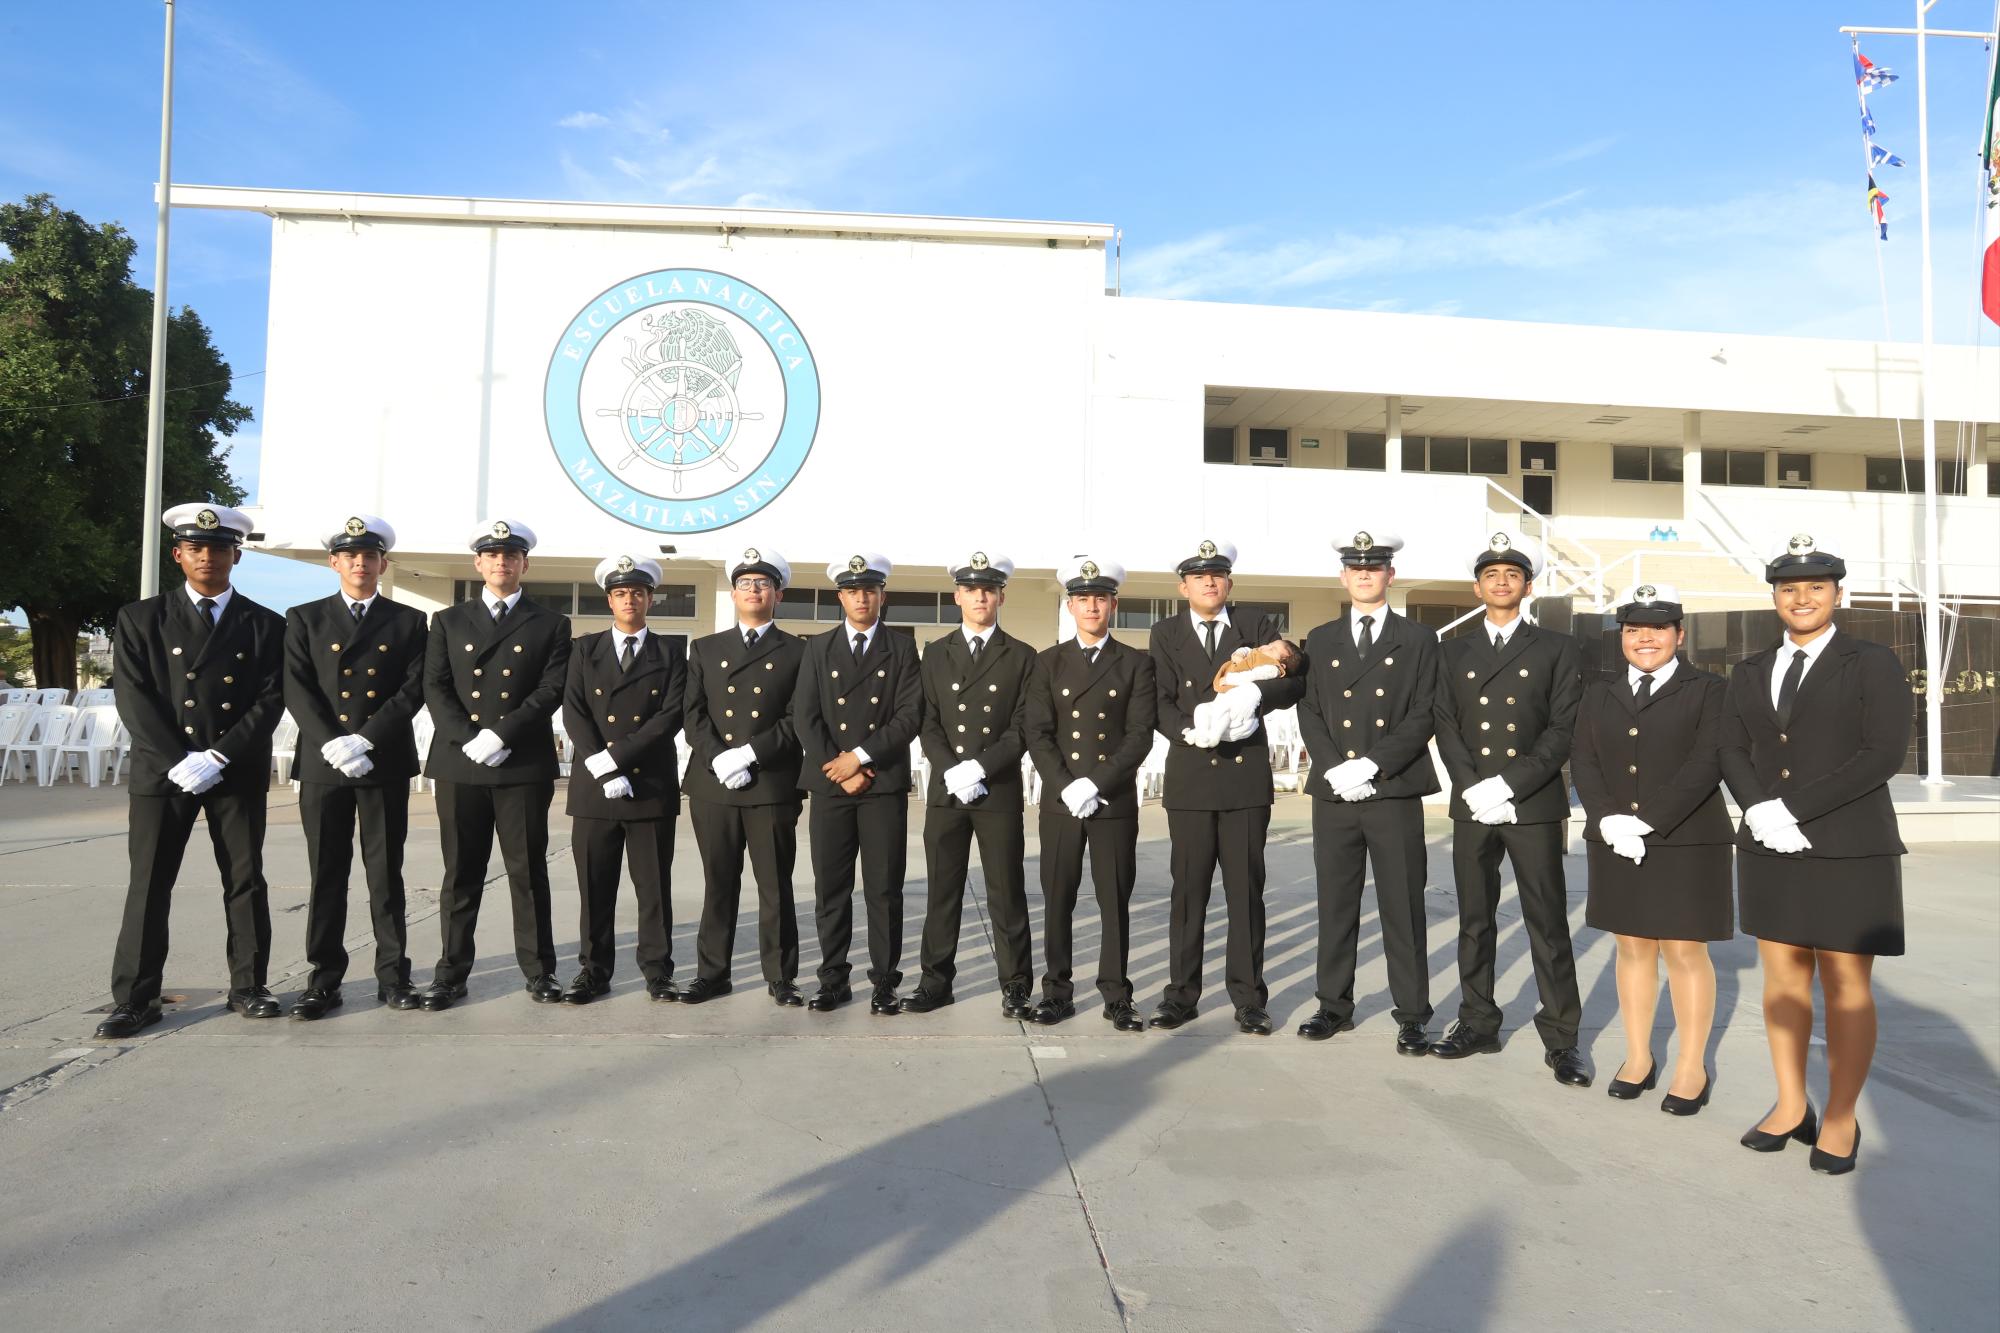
[3,1,1997,610]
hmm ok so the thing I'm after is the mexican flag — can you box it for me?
[1984,35,2000,325]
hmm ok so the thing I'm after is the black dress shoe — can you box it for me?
[93,1003,161,1039]
[526,974,565,1004]
[999,982,1035,1020]
[1297,1009,1351,1041]
[1235,1006,1274,1036]
[1810,1122,1861,1175]
[1545,1047,1592,1087]
[1429,1021,1501,1058]
[807,984,852,1012]
[768,981,804,1007]
[903,988,953,1014]
[647,977,682,1002]
[1607,1052,1660,1100]
[564,973,611,1005]
[1148,1000,1197,1030]
[1034,997,1077,1025]
[377,984,422,1010]
[227,987,283,1019]
[419,981,468,1012]
[1395,1022,1431,1056]
[1660,1071,1713,1116]
[869,986,902,1015]
[679,977,732,1005]
[290,987,343,1021]
[1103,1000,1145,1032]
[1741,1101,1819,1152]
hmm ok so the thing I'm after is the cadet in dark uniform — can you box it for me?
[909,552,1038,1017]
[1722,534,1909,1175]
[683,548,808,1006]
[283,513,428,1019]
[1430,533,1590,1087]
[1295,530,1440,1055]
[1023,557,1157,1030]
[95,504,287,1039]
[1149,538,1307,1035]
[1570,583,1733,1113]
[560,555,687,1004]
[790,553,925,1014]
[418,519,572,1011]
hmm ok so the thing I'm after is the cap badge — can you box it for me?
[1080,560,1100,580]
[1197,539,1218,560]
[1635,584,1657,601]
[847,555,867,573]
[195,508,220,531]
[615,555,636,574]
[1489,532,1512,552]
[970,551,989,571]
[1788,533,1815,554]
[742,547,760,564]
[491,520,512,540]
[344,516,367,537]
[1353,531,1374,551]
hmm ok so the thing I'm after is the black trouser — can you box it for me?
[432,778,557,985]
[689,798,801,985]
[1450,819,1580,1049]
[112,790,271,1008]
[571,814,675,983]
[917,803,1029,993]
[300,781,411,992]
[810,794,906,989]
[1037,807,1138,1005]
[1162,806,1271,1010]
[1310,796,1432,1026]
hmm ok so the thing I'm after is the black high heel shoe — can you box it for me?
[1810,1122,1861,1175]
[1660,1070,1713,1116]
[1606,1052,1659,1100]
[1741,1101,1819,1152]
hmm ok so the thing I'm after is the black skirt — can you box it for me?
[1738,851,1905,956]
[1585,841,1734,942]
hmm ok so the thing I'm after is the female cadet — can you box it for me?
[1721,534,1911,1175]
[1571,584,1733,1114]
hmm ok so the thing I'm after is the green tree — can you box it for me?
[0,193,249,692]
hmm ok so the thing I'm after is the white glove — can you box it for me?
[602,776,634,800]
[321,735,370,767]
[1219,710,1261,742]
[711,745,756,782]
[1761,824,1812,854]
[943,759,986,794]
[584,750,619,779]
[1339,781,1375,802]
[1061,777,1101,818]
[1609,835,1648,863]
[461,728,506,765]
[955,781,989,804]
[165,752,205,790]
[1598,813,1652,842]
[1324,757,1378,793]
[336,754,375,778]
[722,767,754,790]
[1742,799,1796,841]
[170,750,225,794]
[1473,800,1518,826]
[1463,775,1513,816]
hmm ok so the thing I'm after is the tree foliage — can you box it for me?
[0,193,249,690]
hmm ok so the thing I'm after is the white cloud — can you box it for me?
[557,111,611,130]
[1536,136,1617,169]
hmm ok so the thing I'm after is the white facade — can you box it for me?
[184,185,2000,645]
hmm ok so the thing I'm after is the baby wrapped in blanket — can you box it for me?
[1182,641,1298,748]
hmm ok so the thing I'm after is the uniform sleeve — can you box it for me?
[112,604,182,759]
[682,644,725,763]
[917,640,957,775]
[561,642,607,761]
[283,607,342,748]
[1090,651,1157,794]
[1295,632,1339,776]
[1251,618,1307,713]
[1717,668,1769,810]
[1152,636,1192,741]
[1498,634,1580,797]
[788,638,834,777]
[359,612,428,750]
[1023,654,1069,789]
[493,617,570,747]
[1567,686,1611,831]
[425,612,477,746]
[211,610,285,763]
[1781,646,1912,822]
[609,643,686,769]
[1634,675,1727,836]
[1431,647,1478,794]
[1366,631,1438,780]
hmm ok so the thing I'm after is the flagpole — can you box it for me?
[138,0,176,599]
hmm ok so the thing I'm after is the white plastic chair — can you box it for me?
[74,688,116,707]
[1021,754,1040,806]
[0,704,31,752]
[5,705,75,784]
[270,711,299,786]
[551,714,574,777]
[1263,706,1305,791]
[1136,733,1170,801]
[676,734,694,782]
[909,739,930,796]
[0,689,33,707]
[51,706,122,787]
[411,707,434,793]
[32,688,68,707]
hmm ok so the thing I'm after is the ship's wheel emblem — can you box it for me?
[595,308,766,493]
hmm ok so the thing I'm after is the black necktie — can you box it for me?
[1357,615,1374,656]
[969,636,984,663]
[197,597,217,629]
[1201,620,1219,660]
[744,629,758,651]
[492,601,509,625]
[1492,630,1505,654]
[1776,648,1807,724]
[350,601,366,625]
[620,635,638,671]
[1634,673,1653,705]
[852,631,867,665]
[1083,642,1099,665]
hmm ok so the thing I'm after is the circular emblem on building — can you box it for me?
[1080,560,1100,580]
[195,508,220,530]
[1353,531,1374,551]
[1635,584,1657,601]
[545,269,820,534]
[344,516,368,537]
[492,520,512,540]
[1489,532,1512,552]
[1788,532,1815,554]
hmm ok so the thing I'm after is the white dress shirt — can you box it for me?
[1627,655,1679,695]
[341,592,379,618]
[1349,604,1391,642]
[961,626,994,653]
[1769,626,1837,709]
[184,584,235,618]
[1484,614,1521,649]
[481,588,523,616]
[614,625,649,662]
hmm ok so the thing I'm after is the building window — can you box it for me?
[646,585,699,619]
[883,591,941,625]
[1864,456,1967,495]
[1429,436,1470,473]
[1407,603,1482,639]
[1776,453,1813,487]
[1247,428,1288,466]
[1112,597,1179,631]
[1613,445,1684,483]
[1233,600,1291,636]
[1701,449,1766,487]
[1400,434,1427,472]
[1520,440,1558,472]
[1469,438,1509,475]
[1203,426,1235,465]
[1345,432,1386,470]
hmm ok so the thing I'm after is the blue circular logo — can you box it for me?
[545,269,820,533]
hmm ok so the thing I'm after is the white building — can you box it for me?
[183,185,1999,653]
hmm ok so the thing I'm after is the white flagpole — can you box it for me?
[1914,0,1945,786]
[138,0,176,599]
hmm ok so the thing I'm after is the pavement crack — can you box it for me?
[1024,1042,1134,1331]
[0,1047,127,1114]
